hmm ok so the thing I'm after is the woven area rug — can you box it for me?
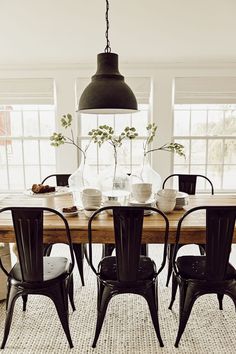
[0,244,235,354]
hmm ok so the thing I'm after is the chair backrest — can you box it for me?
[0,207,74,283]
[41,174,71,187]
[162,174,214,195]
[88,206,169,283]
[174,206,236,281]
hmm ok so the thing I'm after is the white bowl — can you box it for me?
[132,183,152,203]
[157,199,176,213]
[157,189,177,199]
[82,188,102,197]
[83,206,100,218]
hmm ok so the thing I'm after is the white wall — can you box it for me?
[1,62,236,180]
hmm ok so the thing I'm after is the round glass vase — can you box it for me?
[69,156,98,207]
[98,161,130,204]
[131,155,162,198]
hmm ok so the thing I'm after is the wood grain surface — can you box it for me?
[0,193,236,244]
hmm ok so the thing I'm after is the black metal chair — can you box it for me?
[41,174,85,286]
[88,206,169,348]
[168,206,236,348]
[162,173,214,286]
[162,173,214,195]
[0,207,75,349]
[41,173,71,187]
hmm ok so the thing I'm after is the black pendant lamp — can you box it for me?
[78,0,138,114]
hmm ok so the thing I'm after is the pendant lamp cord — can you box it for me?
[104,0,111,53]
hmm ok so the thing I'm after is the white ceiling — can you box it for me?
[1,0,236,66]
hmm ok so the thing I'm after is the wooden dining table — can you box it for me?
[0,193,236,245]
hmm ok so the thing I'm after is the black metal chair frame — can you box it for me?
[162,173,214,287]
[168,205,236,347]
[0,206,75,349]
[41,173,85,286]
[41,174,71,187]
[162,173,214,195]
[88,205,169,348]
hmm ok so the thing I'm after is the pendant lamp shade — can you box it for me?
[78,53,138,114]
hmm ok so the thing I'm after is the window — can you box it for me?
[0,105,56,191]
[173,103,236,191]
[0,78,56,191]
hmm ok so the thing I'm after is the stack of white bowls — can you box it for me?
[156,189,177,213]
[81,188,102,209]
[131,183,152,203]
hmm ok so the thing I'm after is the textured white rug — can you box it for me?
[0,244,236,354]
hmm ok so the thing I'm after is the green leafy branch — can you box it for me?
[143,123,185,158]
[50,113,90,161]
[88,125,138,188]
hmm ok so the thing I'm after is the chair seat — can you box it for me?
[176,256,236,280]
[99,256,156,281]
[10,257,71,282]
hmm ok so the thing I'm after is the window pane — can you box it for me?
[80,114,97,135]
[131,110,148,136]
[224,139,236,164]
[9,166,24,190]
[7,140,23,165]
[98,114,114,127]
[115,115,131,135]
[174,139,189,164]
[40,111,55,135]
[24,140,39,164]
[25,166,40,189]
[191,111,207,136]
[207,165,222,189]
[174,111,190,136]
[132,140,145,165]
[191,140,206,164]
[40,140,56,164]
[82,140,97,165]
[224,110,236,135]
[208,139,223,164]
[208,111,224,136]
[223,165,236,189]
[0,164,8,190]
[23,111,39,136]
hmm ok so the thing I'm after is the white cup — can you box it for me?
[132,183,152,203]
[157,197,176,213]
[157,189,177,199]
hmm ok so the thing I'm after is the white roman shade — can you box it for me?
[76,77,151,105]
[0,78,55,104]
[175,77,236,104]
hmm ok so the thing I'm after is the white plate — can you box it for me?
[57,207,79,217]
[24,186,71,198]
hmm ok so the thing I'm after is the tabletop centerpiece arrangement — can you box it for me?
[131,123,185,194]
[88,125,138,198]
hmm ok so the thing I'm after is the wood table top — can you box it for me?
[0,193,236,244]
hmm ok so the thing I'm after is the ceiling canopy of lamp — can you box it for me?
[78,0,138,114]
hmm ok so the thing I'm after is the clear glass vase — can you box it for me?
[69,156,98,207]
[98,160,130,204]
[131,155,162,197]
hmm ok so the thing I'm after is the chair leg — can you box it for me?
[68,275,76,311]
[92,285,112,348]
[166,244,174,287]
[198,244,205,256]
[102,244,115,258]
[1,285,20,349]
[49,281,74,348]
[73,243,85,286]
[217,293,224,310]
[144,282,164,347]
[141,244,148,256]
[168,273,178,310]
[174,283,196,348]
[43,244,53,256]
[22,294,28,311]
